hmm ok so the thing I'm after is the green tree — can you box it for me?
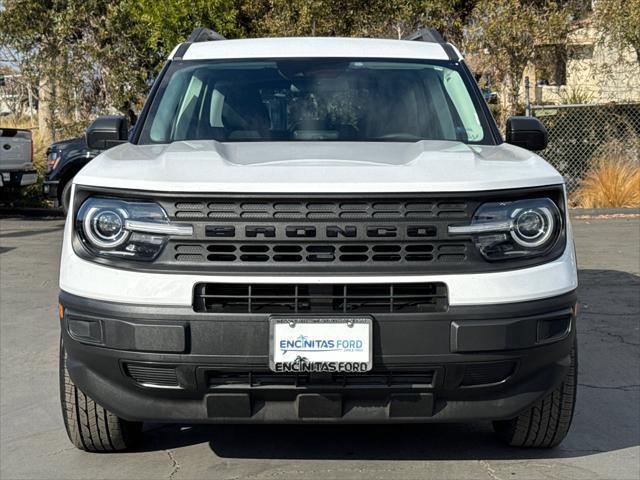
[0,0,490,140]
[464,0,576,121]
[86,2,158,124]
[128,0,245,60]
[242,0,474,42]
[0,0,154,137]
[1,0,69,138]
[593,0,640,64]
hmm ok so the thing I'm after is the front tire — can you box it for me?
[60,339,141,452]
[493,341,577,448]
[59,180,72,215]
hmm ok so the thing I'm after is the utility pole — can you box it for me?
[524,76,531,117]
[28,87,33,123]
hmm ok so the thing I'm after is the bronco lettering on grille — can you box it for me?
[206,225,438,239]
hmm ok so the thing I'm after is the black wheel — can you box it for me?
[59,180,72,214]
[493,342,577,448]
[60,339,141,452]
[59,180,72,215]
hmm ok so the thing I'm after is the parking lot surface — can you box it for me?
[1,214,638,480]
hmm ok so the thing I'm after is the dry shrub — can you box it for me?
[574,142,640,209]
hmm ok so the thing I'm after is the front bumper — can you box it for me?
[43,179,59,198]
[60,290,577,424]
[0,170,37,188]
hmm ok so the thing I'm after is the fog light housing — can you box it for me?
[537,316,571,343]
[67,317,103,344]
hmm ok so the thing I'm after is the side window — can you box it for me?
[173,75,204,140]
[209,89,225,128]
[441,70,484,142]
[149,69,191,142]
[420,69,457,141]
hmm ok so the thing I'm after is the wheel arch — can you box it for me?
[56,158,91,203]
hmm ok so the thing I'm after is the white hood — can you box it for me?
[74,140,563,193]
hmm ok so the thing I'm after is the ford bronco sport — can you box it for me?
[58,28,578,452]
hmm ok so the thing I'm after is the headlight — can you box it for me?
[511,207,555,247]
[47,151,60,172]
[448,198,562,261]
[76,197,192,261]
[83,206,129,249]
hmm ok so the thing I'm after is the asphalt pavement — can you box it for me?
[0,214,638,480]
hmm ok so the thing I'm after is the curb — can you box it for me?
[569,208,640,217]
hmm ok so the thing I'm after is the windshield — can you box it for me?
[139,58,491,144]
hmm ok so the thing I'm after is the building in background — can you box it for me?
[527,19,640,105]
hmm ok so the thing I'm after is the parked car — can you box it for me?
[0,127,36,190]
[44,136,102,213]
[482,86,498,104]
[58,28,578,452]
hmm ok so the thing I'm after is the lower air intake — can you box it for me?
[461,362,516,387]
[193,282,448,314]
[125,363,180,388]
[206,370,436,388]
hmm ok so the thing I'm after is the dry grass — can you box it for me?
[574,145,640,209]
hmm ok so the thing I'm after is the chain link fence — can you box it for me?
[530,103,640,193]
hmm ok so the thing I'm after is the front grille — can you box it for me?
[173,200,468,220]
[194,282,448,314]
[157,194,477,274]
[125,363,179,388]
[206,370,435,388]
[124,187,566,274]
[175,242,466,264]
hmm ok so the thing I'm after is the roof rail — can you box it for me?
[404,28,445,44]
[173,27,226,60]
[404,27,459,61]
[187,27,226,43]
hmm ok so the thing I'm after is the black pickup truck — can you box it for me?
[43,137,103,213]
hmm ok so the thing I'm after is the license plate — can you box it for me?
[269,316,372,373]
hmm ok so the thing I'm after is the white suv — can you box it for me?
[58,28,578,452]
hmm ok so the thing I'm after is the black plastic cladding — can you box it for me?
[71,185,567,275]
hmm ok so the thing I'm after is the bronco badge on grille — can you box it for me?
[205,224,438,238]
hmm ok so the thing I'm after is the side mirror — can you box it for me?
[506,116,548,151]
[86,115,129,150]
